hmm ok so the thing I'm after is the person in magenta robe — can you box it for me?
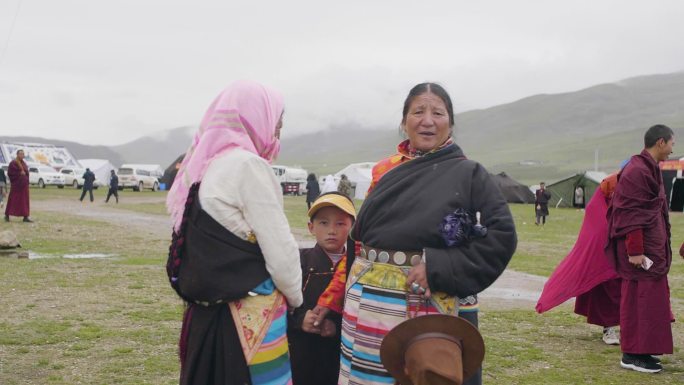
[536,172,622,345]
[607,124,676,374]
[4,149,32,223]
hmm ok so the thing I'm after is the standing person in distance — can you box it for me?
[535,182,551,226]
[4,149,32,222]
[305,172,320,210]
[105,169,119,203]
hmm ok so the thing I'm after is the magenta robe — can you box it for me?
[5,159,30,217]
[607,149,673,354]
[536,189,620,318]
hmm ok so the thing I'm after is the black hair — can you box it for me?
[307,173,317,182]
[401,82,455,127]
[309,191,355,222]
[644,124,674,148]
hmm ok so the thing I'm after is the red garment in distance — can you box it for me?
[536,189,618,313]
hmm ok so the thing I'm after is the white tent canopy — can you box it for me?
[78,159,116,185]
[334,162,375,200]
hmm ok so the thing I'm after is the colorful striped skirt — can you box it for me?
[339,258,479,385]
[230,291,293,385]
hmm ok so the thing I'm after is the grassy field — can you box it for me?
[0,189,682,384]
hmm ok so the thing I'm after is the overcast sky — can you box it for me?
[0,1,683,145]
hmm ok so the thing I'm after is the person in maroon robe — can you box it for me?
[4,149,32,223]
[606,124,676,373]
[536,172,622,345]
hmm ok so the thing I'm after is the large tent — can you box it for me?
[546,171,607,208]
[660,157,684,211]
[490,172,535,203]
[79,159,116,185]
[334,162,375,200]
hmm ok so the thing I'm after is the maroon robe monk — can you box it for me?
[4,151,31,221]
[607,144,674,365]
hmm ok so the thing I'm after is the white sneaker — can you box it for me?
[603,327,620,345]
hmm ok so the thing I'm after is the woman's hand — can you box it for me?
[311,305,331,327]
[302,310,322,334]
[406,262,431,298]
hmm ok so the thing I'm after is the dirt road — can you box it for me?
[34,195,546,311]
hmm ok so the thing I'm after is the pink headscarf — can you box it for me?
[166,80,284,231]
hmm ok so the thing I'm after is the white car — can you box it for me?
[60,167,101,189]
[28,164,65,188]
[117,167,159,192]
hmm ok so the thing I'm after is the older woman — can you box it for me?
[166,80,303,385]
[316,83,516,385]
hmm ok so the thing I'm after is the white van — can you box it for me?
[28,164,65,188]
[117,166,159,191]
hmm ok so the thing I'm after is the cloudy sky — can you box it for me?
[1,0,683,145]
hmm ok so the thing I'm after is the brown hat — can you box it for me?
[380,314,484,385]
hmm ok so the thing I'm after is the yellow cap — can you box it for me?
[307,193,356,220]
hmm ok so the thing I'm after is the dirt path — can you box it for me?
[34,196,545,311]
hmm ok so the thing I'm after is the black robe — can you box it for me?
[353,143,516,298]
[287,244,342,385]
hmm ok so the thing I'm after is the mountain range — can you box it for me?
[3,71,683,185]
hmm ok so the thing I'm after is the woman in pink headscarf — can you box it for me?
[166,80,303,385]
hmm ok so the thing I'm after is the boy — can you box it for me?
[288,192,356,385]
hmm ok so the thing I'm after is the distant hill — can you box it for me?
[279,71,684,184]
[0,135,125,166]
[4,71,682,184]
[110,126,195,167]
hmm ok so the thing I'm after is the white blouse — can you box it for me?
[198,149,303,307]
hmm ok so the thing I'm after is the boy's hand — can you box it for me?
[320,319,336,337]
[311,305,331,327]
[302,310,321,334]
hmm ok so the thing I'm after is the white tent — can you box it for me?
[335,162,375,200]
[79,159,116,185]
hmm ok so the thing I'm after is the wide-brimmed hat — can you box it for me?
[307,192,356,220]
[380,314,485,385]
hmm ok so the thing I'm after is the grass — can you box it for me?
[0,191,682,384]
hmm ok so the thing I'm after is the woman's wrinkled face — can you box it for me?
[403,92,452,152]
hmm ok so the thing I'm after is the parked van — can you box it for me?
[272,165,307,195]
[117,166,160,192]
[28,164,65,188]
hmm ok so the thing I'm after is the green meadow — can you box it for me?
[0,188,682,384]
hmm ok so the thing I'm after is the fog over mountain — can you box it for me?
[3,71,683,184]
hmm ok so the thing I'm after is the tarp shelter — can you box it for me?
[78,159,116,185]
[546,171,607,208]
[334,162,375,200]
[162,154,185,188]
[490,172,535,203]
[660,158,684,211]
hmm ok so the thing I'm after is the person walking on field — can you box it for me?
[105,169,119,203]
[79,168,96,202]
[4,149,32,223]
[607,124,677,374]
[535,182,551,226]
